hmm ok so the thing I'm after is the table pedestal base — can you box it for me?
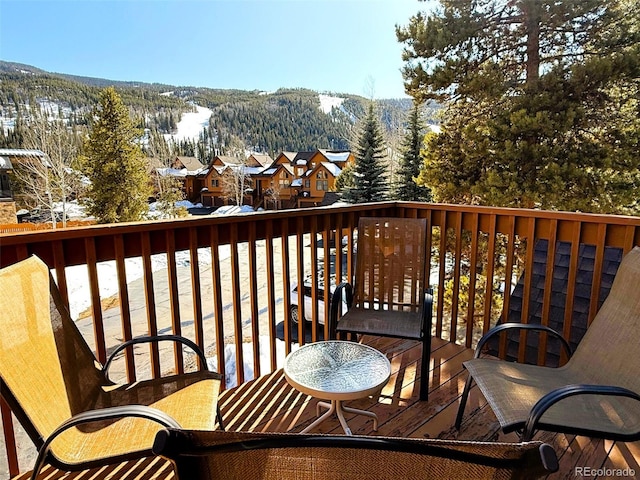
[300,399,378,436]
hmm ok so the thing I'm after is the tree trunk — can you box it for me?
[523,0,541,86]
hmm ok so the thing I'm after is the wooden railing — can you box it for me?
[2,201,640,477]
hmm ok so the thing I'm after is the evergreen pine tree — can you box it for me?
[395,101,431,202]
[399,0,640,214]
[82,87,151,224]
[343,103,388,203]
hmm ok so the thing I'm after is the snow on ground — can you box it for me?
[210,338,298,389]
[62,247,292,388]
[62,247,217,320]
[164,105,213,142]
[318,93,345,114]
[210,205,255,216]
[52,200,87,218]
[61,199,289,384]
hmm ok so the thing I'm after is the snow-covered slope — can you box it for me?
[318,94,345,114]
[164,105,213,142]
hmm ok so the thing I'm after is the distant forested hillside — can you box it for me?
[0,61,439,159]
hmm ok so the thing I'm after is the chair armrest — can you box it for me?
[329,282,353,340]
[474,323,572,360]
[422,287,434,333]
[522,384,640,441]
[30,405,181,480]
[103,334,210,378]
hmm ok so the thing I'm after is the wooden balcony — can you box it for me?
[2,202,640,479]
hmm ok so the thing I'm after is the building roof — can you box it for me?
[489,239,623,366]
[281,164,295,175]
[174,156,204,171]
[319,150,351,163]
[0,157,13,170]
[0,148,48,158]
[249,153,274,167]
[0,149,51,169]
[280,152,297,161]
[156,167,188,178]
[318,191,342,206]
[215,156,243,166]
[293,151,316,163]
[321,162,342,177]
[245,166,265,175]
[145,157,164,172]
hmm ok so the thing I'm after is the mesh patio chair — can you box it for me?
[456,246,640,441]
[0,256,224,480]
[152,429,558,480]
[329,217,433,400]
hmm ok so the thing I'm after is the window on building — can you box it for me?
[304,179,310,188]
[279,172,290,188]
[211,179,219,188]
[316,179,329,191]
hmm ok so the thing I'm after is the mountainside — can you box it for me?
[0,61,439,159]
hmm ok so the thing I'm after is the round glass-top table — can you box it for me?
[283,340,391,435]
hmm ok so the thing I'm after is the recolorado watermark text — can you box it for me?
[575,466,635,477]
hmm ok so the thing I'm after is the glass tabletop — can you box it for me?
[284,340,391,398]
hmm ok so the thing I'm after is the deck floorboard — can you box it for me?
[12,336,639,479]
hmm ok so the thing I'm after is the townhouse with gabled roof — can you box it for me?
[186,149,353,210]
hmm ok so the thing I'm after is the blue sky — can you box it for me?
[0,0,431,99]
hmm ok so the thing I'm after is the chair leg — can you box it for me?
[455,374,474,430]
[217,405,225,431]
[419,335,431,401]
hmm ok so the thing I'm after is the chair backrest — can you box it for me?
[353,217,427,312]
[0,256,107,446]
[153,429,558,480]
[568,246,640,392]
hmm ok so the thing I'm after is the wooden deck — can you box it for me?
[12,336,640,479]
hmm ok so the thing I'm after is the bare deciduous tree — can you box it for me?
[15,107,84,228]
[220,157,252,206]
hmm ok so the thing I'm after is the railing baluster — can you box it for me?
[518,217,537,363]
[424,209,433,291]
[114,234,136,381]
[229,223,244,386]
[295,217,306,345]
[209,225,226,388]
[264,221,277,371]
[483,214,498,335]
[248,222,261,379]
[466,213,479,348]
[85,237,107,364]
[538,219,558,365]
[165,231,184,375]
[188,228,204,372]
[562,223,582,365]
[498,216,516,359]
[321,215,331,339]
[624,225,636,253]
[450,211,463,343]
[589,224,607,328]
[309,216,319,342]
[52,240,69,307]
[141,231,160,378]
[281,219,292,353]
[1,396,18,478]
[436,211,447,339]
[334,213,344,288]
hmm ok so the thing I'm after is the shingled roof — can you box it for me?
[488,239,623,366]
